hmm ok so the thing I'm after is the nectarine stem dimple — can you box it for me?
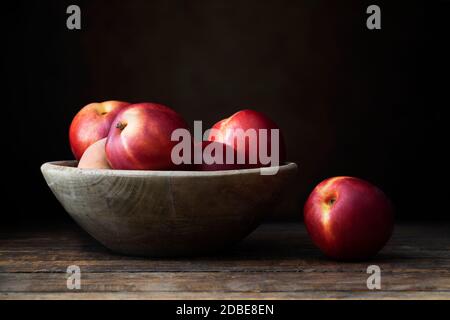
[116,122,127,131]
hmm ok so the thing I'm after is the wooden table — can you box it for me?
[0,223,449,299]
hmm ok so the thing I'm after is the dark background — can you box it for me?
[3,0,449,225]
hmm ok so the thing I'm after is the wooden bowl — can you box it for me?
[41,161,297,257]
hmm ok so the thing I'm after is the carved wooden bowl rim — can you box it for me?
[41,160,298,178]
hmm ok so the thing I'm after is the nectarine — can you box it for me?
[304,176,394,260]
[105,103,189,170]
[69,101,129,160]
[78,138,111,169]
[208,109,286,168]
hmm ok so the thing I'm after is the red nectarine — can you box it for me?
[208,109,286,168]
[105,103,189,170]
[304,176,394,260]
[69,101,130,160]
[192,141,248,171]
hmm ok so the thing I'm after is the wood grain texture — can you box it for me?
[0,223,449,300]
[41,161,297,256]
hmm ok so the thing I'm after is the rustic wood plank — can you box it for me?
[0,223,449,299]
[1,259,450,273]
[2,223,449,243]
[1,224,449,273]
[2,291,450,300]
[1,271,449,293]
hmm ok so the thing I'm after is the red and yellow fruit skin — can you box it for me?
[105,103,189,170]
[191,141,249,171]
[69,101,130,160]
[207,109,286,168]
[304,176,394,261]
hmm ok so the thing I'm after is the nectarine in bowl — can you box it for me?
[41,161,297,257]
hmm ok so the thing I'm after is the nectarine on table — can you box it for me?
[304,176,394,261]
